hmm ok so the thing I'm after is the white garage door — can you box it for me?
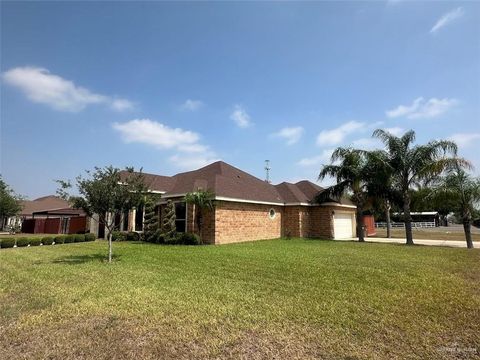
[334,212,354,239]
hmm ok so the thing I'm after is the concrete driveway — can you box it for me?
[340,237,475,248]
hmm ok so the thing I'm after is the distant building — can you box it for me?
[3,195,88,234]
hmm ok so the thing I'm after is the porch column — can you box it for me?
[129,208,136,232]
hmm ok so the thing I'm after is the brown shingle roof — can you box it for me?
[21,196,71,216]
[274,181,323,204]
[119,171,175,192]
[124,161,353,206]
[167,161,284,203]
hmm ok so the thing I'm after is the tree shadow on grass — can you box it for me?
[51,253,121,265]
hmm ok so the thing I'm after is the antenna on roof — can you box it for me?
[264,160,271,184]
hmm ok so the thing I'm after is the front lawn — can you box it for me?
[374,227,480,242]
[0,239,479,359]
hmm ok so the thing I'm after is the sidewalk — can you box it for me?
[339,237,475,248]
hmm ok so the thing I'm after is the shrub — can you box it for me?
[0,238,16,248]
[111,231,127,241]
[42,236,54,245]
[30,237,41,246]
[74,234,85,242]
[64,235,75,244]
[16,237,30,247]
[155,234,165,244]
[177,232,201,245]
[54,235,66,244]
[164,236,178,245]
[85,233,96,242]
[126,231,140,241]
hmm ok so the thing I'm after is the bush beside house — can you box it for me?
[0,233,97,249]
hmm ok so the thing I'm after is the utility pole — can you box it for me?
[264,160,271,184]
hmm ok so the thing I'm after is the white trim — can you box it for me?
[160,194,357,208]
[161,193,187,199]
[320,202,356,209]
[284,202,312,206]
[214,196,284,206]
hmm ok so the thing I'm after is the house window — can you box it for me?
[175,202,186,232]
[269,208,276,219]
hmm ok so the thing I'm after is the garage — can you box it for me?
[333,212,354,239]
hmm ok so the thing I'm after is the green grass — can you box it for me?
[1,239,479,359]
[375,227,480,241]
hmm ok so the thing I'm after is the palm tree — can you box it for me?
[433,167,480,249]
[365,150,400,239]
[184,189,215,241]
[317,148,370,242]
[372,129,469,245]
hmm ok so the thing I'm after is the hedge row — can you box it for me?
[144,232,201,245]
[0,233,96,249]
[110,231,141,242]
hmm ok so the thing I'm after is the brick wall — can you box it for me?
[214,201,283,244]
[157,199,354,244]
[309,207,335,238]
[283,205,349,239]
[186,203,215,244]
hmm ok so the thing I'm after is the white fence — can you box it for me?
[375,221,436,229]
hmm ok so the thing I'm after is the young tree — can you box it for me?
[316,148,370,242]
[57,166,146,262]
[433,168,480,249]
[185,189,214,242]
[143,194,161,243]
[161,200,177,242]
[372,129,469,245]
[0,176,23,230]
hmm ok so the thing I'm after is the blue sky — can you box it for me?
[1,1,479,199]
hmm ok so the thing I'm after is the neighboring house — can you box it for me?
[4,195,88,234]
[112,161,356,244]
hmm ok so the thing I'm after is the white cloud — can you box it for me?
[111,98,134,111]
[298,149,335,167]
[112,118,207,153]
[430,7,464,34]
[351,138,382,150]
[386,97,457,119]
[271,126,304,145]
[383,127,404,136]
[3,66,133,112]
[180,99,204,111]
[316,121,365,146]
[168,154,220,170]
[230,105,252,128]
[448,133,480,148]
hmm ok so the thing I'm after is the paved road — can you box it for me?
[340,237,476,248]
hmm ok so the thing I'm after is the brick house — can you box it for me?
[111,161,356,244]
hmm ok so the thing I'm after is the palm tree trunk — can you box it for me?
[385,199,391,238]
[197,212,202,237]
[356,208,365,242]
[463,219,474,249]
[403,194,414,245]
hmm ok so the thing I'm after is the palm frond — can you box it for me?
[314,181,350,204]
